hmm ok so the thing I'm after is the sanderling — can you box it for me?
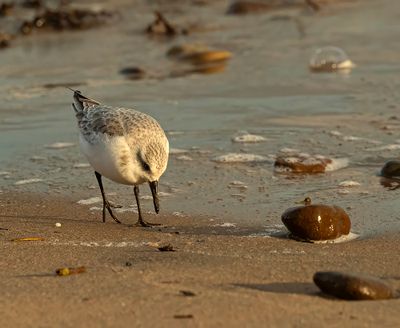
[71,90,169,227]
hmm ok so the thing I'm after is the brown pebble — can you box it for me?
[313,271,396,300]
[380,160,400,179]
[119,67,146,80]
[281,198,350,241]
[275,155,332,174]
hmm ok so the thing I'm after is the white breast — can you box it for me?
[79,133,136,185]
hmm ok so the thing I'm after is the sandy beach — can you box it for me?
[1,192,399,327]
[2,0,400,326]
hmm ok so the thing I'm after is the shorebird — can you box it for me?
[71,90,169,227]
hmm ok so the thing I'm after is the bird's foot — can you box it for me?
[135,219,161,228]
[104,201,122,224]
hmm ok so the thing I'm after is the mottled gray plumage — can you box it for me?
[77,105,166,144]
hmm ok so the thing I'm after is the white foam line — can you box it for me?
[309,232,359,244]
[77,197,102,205]
[14,178,44,185]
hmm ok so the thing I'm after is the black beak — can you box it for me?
[149,180,159,214]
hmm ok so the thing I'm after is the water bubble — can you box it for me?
[309,46,355,72]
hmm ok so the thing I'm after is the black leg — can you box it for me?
[134,185,160,227]
[95,171,121,224]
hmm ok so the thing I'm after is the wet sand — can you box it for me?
[1,192,399,327]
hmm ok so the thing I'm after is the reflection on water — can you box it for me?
[1,0,400,235]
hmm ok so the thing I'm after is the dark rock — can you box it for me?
[281,198,351,241]
[313,271,396,300]
[119,67,146,80]
[380,160,400,179]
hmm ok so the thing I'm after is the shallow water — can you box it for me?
[1,0,400,236]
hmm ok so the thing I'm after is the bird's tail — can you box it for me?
[67,88,101,114]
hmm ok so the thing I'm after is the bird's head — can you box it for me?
[135,138,169,213]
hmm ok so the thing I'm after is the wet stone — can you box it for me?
[275,155,331,173]
[119,67,146,80]
[281,198,351,241]
[313,271,396,300]
[380,160,400,179]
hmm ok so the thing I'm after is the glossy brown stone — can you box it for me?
[275,155,331,174]
[281,202,350,241]
[380,160,400,179]
[313,271,396,300]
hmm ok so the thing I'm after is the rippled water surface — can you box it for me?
[1,0,400,235]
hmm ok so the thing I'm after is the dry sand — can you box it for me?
[0,192,399,327]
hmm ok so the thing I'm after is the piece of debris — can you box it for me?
[158,244,176,252]
[179,290,196,297]
[146,11,178,36]
[174,314,193,319]
[56,266,86,276]
[11,237,45,242]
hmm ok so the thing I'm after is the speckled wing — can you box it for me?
[77,105,165,144]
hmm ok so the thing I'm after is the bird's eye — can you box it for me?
[137,152,151,172]
[142,162,150,172]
